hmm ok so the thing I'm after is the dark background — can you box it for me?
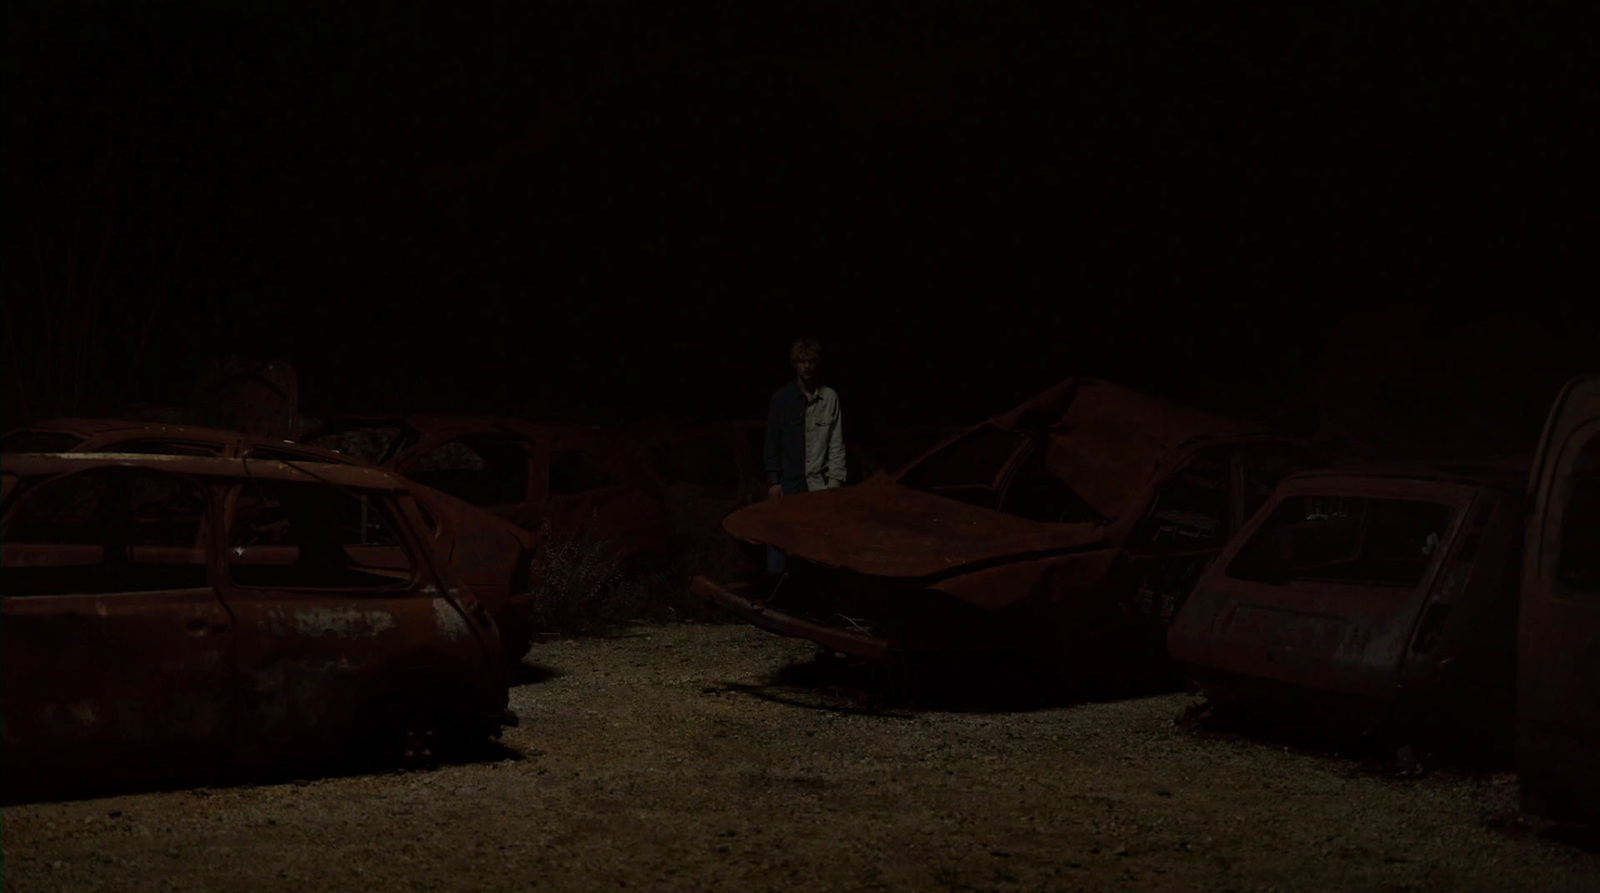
[5,2,1596,449]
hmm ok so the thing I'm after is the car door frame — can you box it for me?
[0,464,238,793]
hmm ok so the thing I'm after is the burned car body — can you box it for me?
[3,419,542,660]
[1517,374,1600,822]
[691,379,1314,674]
[1167,461,1528,742]
[1,454,510,800]
[304,415,673,567]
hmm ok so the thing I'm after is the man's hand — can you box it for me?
[767,484,784,500]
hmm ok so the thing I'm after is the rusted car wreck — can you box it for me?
[691,379,1315,675]
[1166,460,1529,745]
[3,418,543,659]
[1,453,512,801]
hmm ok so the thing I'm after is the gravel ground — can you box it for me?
[3,621,1596,893]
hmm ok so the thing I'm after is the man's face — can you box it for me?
[793,355,820,387]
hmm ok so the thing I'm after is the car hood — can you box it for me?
[723,474,1110,579]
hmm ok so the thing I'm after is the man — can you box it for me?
[762,337,847,576]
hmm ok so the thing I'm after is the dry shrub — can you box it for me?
[525,501,754,635]
[525,528,630,635]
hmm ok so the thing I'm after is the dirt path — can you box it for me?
[4,622,1595,892]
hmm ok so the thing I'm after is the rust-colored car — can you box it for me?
[1,453,510,800]
[304,415,674,566]
[2,419,542,660]
[1518,374,1600,822]
[1167,461,1529,744]
[691,379,1316,674]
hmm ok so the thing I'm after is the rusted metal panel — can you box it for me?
[1168,462,1528,734]
[1517,374,1600,821]
[1,454,509,800]
[695,378,1315,667]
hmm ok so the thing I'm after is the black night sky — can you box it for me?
[5,3,1597,443]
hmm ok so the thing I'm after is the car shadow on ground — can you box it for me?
[713,650,1185,716]
[2,738,528,808]
[510,661,563,687]
[1175,698,1517,780]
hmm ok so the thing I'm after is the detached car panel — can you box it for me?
[1,454,509,799]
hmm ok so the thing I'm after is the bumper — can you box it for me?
[689,575,892,663]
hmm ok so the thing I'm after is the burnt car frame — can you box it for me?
[1,453,510,800]
[3,419,543,659]
[691,379,1315,676]
[1167,461,1528,744]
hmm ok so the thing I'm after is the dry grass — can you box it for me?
[525,519,740,636]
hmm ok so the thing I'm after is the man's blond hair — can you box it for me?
[789,337,823,364]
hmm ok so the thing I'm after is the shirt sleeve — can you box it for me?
[826,393,847,488]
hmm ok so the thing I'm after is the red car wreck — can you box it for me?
[2,419,543,660]
[1166,460,1530,745]
[691,379,1316,676]
[1,454,511,801]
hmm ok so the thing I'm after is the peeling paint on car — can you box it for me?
[292,607,397,638]
[434,598,472,642]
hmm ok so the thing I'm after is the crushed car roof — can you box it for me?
[982,378,1281,521]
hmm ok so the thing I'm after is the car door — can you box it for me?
[1121,447,1239,628]
[215,477,495,770]
[1,466,235,793]
[1518,374,1600,820]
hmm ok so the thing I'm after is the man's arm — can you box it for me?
[764,392,783,486]
[825,394,847,488]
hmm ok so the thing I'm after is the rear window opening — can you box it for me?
[897,425,1027,510]
[1227,495,1456,588]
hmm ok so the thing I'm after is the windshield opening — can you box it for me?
[897,425,1028,510]
[1227,494,1455,587]
[897,424,1099,523]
